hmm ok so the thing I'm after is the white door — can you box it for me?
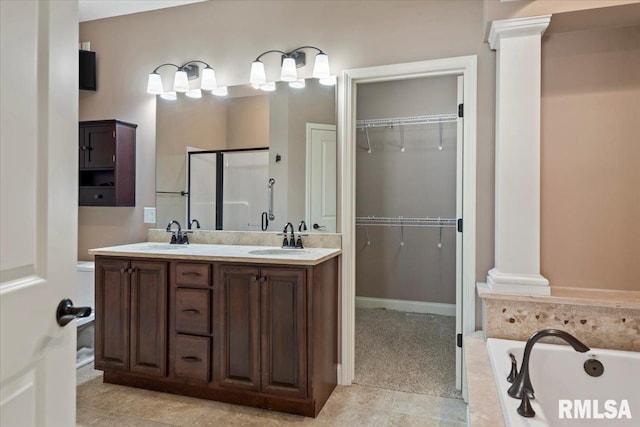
[1,1,78,426]
[306,124,337,233]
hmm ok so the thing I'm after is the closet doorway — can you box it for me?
[354,75,462,397]
[340,56,477,397]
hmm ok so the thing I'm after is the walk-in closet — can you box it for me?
[354,75,462,399]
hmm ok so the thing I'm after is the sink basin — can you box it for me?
[142,244,188,250]
[248,249,309,256]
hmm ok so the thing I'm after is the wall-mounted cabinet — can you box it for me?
[79,120,136,206]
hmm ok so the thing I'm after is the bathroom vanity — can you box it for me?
[89,243,340,417]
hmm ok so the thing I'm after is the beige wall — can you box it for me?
[78,0,497,279]
[540,25,640,291]
[355,77,458,304]
[77,0,639,295]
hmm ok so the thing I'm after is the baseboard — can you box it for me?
[355,296,456,317]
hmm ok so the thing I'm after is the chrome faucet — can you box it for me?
[508,329,589,418]
[166,220,189,244]
[281,222,296,248]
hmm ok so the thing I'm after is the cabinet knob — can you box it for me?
[93,194,103,199]
[259,276,266,284]
[120,268,126,274]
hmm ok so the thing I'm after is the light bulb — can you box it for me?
[250,60,266,86]
[280,57,297,82]
[146,72,163,94]
[173,70,189,92]
[319,75,337,86]
[186,88,202,99]
[288,79,305,89]
[212,86,228,97]
[260,82,276,92]
[201,67,217,91]
[160,91,176,101]
[313,53,330,79]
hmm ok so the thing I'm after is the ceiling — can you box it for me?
[78,0,207,22]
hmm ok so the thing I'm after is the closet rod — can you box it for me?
[356,113,457,129]
[356,216,456,227]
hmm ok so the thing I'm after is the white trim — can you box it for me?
[488,15,552,50]
[356,297,455,317]
[339,55,477,387]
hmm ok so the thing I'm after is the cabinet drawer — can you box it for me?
[175,263,210,287]
[79,187,115,206]
[174,335,210,382]
[175,288,210,335]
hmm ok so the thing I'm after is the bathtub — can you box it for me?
[487,338,640,427]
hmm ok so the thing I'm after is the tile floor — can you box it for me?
[76,366,467,426]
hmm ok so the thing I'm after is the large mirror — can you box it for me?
[156,79,336,232]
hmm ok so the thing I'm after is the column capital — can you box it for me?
[489,15,551,50]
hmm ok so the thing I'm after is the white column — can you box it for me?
[487,15,551,295]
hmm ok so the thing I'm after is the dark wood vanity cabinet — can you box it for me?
[95,255,338,418]
[79,120,136,206]
[218,266,307,398]
[94,257,167,376]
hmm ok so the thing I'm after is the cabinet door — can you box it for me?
[94,258,130,371]
[261,268,307,398]
[83,125,115,169]
[218,265,261,391]
[130,260,167,377]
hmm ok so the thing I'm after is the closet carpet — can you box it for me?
[354,308,460,399]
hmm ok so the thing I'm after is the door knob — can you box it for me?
[56,298,92,327]
[313,223,326,230]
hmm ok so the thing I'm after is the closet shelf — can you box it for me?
[356,113,457,130]
[356,216,457,228]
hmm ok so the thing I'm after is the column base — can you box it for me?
[487,268,550,296]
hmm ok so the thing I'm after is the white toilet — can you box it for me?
[76,261,95,368]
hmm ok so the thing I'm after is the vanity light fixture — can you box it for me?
[211,86,228,97]
[249,46,334,91]
[147,60,217,98]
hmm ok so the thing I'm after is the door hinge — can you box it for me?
[458,103,464,118]
[457,333,462,348]
[457,218,463,233]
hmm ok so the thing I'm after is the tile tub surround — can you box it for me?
[148,229,342,249]
[464,332,505,427]
[478,283,640,351]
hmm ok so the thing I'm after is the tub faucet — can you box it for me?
[508,329,589,418]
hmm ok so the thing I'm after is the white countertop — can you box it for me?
[89,242,341,266]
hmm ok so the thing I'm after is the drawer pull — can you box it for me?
[181,356,202,363]
[182,272,201,277]
[181,309,200,314]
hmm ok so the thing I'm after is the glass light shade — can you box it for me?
[186,88,202,99]
[160,91,177,101]
[280,57,297,82]
[259,82,276,92]
[212,86,228,97]
[146,72,163,94]
[319,75,337,86]
[173,70,190,92]
[201,67,217,91]
[312,53,330,79]
[250,61,267,86]
[289,79,305,89]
